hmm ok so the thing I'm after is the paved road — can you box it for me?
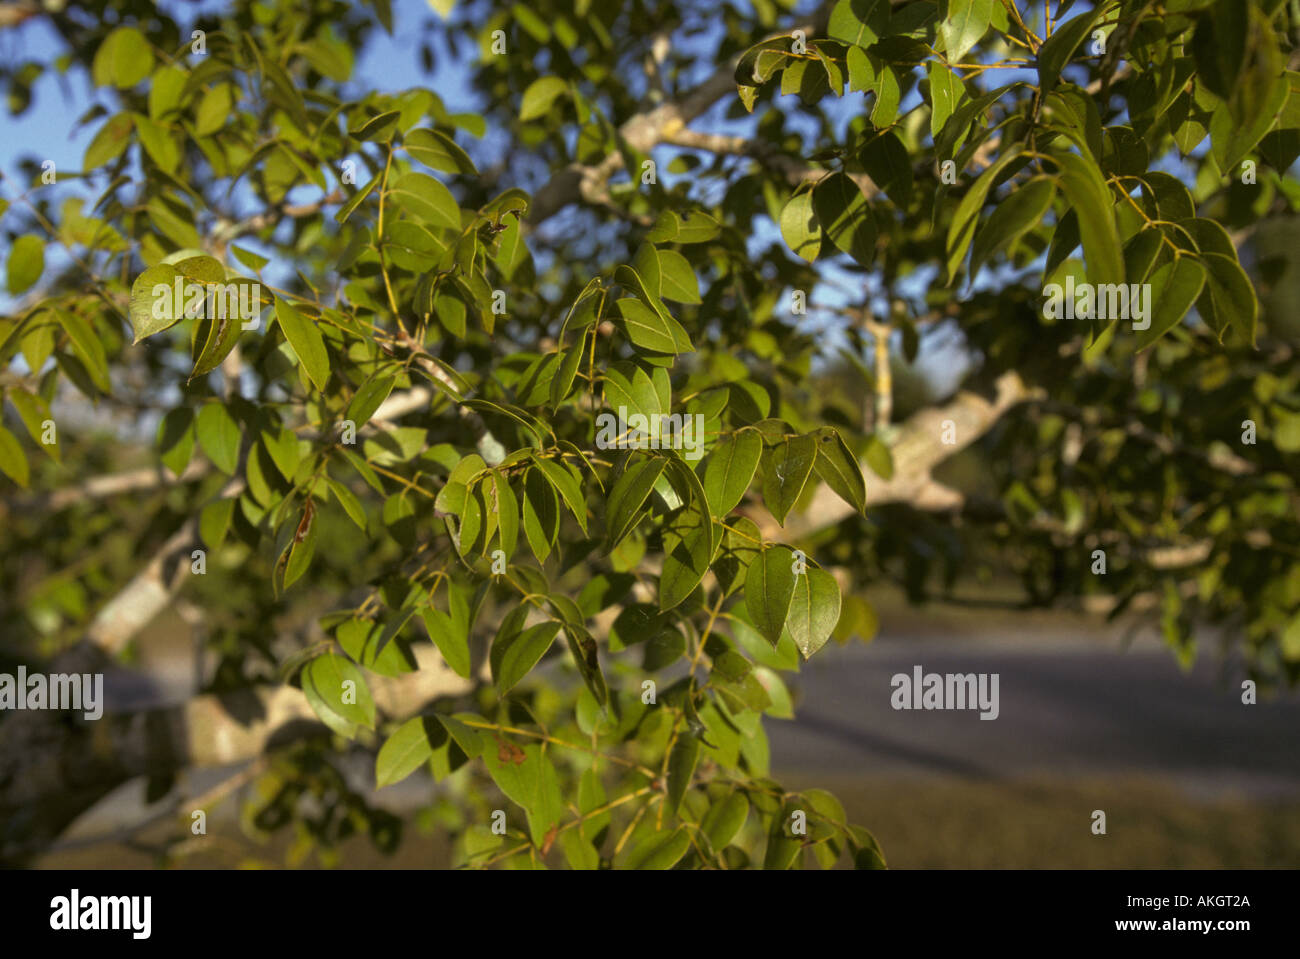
[767,634,1300,799]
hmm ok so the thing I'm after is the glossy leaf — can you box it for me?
[746,546,798,646]
[788,567,842,659]
[274,299,331,392]
[491,620,561,695]
[702,429,762,517]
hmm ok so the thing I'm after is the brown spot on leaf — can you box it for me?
[294,498,315,543]
[540,823,558,856]
[496,738,525,765]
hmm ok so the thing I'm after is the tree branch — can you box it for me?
[0,644,479,862]
[17,461,212,511]
[757,370,1041,540]
[527,5,836,226]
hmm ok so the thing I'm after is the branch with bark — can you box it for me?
[0,643,479,862]
[758,370,1042,541]
[526,5,837,226]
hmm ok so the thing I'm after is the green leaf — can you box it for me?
[389,172,460,230]
[1213,63,1288,170]
[969,174,1055,274]
[871,65,901,125]
[420,604,472,678]
[615,266,694,353]
[520,76,568,121]
[376,716,438,788]
[788,567,842,659]
[746,546,798,645]
[148,65,186,120]
[436,713,483,760]
[657,249,701,304]
[7,235,44,295]
[452,480,484,557]
[633,242,662,297]
[665,733,700,817]
[927,61,964,137]
[560,830,600,870]
[491,620,561,695]
[828,0,889,47]
[835,593,879,645]
[1054,150,1123,288]
[335,614,417,678]
[1276,411,1300,455]
[564,624,607,707]
[846,45,877,93]
[134,114,179,173]
[0,425,29,487]
[812,172,876,268]
[129,263,181,341]
[405,127,477,175]
[261,428,300,481]
[157,407,195,478]
[530,454,588,534]
[945,149,1026,283]
[811,427,866,514]
[522,466,560,561]
[1037,8,1103,94]
[231,245,269,273]
[780,190,822,264]
[760,433,818,526]
[781,59,829,105]
[7,388,58,462]
[863,434,893,480]
[481,742,564,846]
[602,362,666,426]
[702,429,762,517]
[346,372,397,426]
[92,26,153,89]
[550,342,584,407]
[492,216,532,283]
[606,455,670,548]
[281,510,317,591]
[199,498,234,549]
[335,169,381,224]
[701,791,750,849]
[1135,256,1207,350]
[173,254,226,284]
[341,448,384,494]
[859,130,913,207]
[195,401,240,474]
[491,471,519,558]
[764,804,803,869]
[1197,251,1258,346]
[625,826,691,869]
[940,0,993,62]
[615,297,683,354]
[1191,0,1247,99]
[659,503,714,611]
[195,83,234,136]
[83,113,134,170]
[349,109,402,142]
[301,654,375,736]
[190,294,249,381]
[56,309,109,392]
[1123,229,1163,286]
[274,299,330,391]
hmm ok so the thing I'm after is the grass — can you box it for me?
[37,774,1300,869]
[789,774,1300,868]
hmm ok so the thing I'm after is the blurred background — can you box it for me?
[35,586,1300,869]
